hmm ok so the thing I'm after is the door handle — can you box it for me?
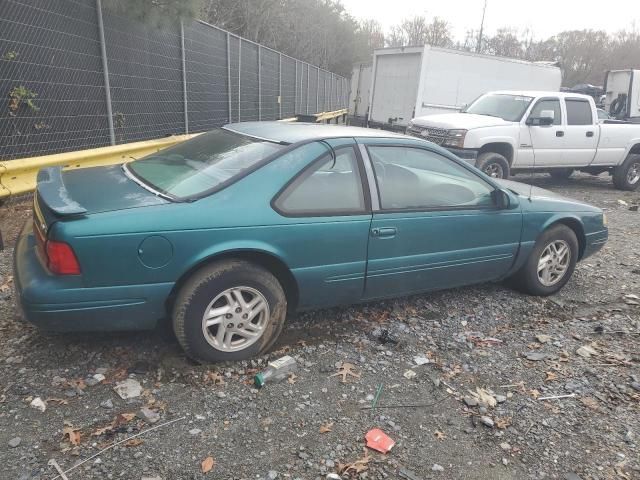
[556,131,564,137]
[371,227,397,238]
[586,131,594,137]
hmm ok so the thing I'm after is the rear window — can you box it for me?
[128,129,283,199]
[565,100,593,125]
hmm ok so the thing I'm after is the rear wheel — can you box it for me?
[172,260,287,363]
[508,224,578,296]
[613,154,640,191]
[549,168,574,180]
[476,152,510,179]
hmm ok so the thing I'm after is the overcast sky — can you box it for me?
[341,0,640,41]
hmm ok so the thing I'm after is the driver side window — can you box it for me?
[367,146,495,210]
[529,99,562,125]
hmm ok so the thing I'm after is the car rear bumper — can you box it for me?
[13,221,172,332]
[583,228,608,259]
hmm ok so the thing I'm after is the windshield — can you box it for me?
[127,129,284,199]
[465,94,534,121]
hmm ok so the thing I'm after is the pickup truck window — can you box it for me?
[566,100,593,125]
[529,99,562,125]
[465,94,533,122]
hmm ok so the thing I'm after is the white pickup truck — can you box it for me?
[407,90,640,190]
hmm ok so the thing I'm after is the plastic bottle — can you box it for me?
[254,355,297,387]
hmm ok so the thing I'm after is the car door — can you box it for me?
[563,98,598,166]
[361,141,522,300]
[270,139,372,309]
[518,97,565,167]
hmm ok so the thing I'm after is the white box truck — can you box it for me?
[348,62,372,119]
[603,69,640,122]
[367,45,562,130]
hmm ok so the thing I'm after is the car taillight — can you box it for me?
[45,240,81,275]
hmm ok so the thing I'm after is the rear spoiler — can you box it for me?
[36,167,87,216]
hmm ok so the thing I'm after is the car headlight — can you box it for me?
[442,129,467,148]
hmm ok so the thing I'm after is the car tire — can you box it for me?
[508,224,579,296]
[172,259,287,363]
[549,168,574,180]
[612,154,640,191]
[476,152,510,179]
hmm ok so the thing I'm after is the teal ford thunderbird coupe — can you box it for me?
[14,122,608,362]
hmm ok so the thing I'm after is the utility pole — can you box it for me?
[476,0,487,53]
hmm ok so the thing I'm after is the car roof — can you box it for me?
[488,90,594,101]
[223,121,406,144]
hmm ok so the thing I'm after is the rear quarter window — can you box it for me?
[565,100,593,125]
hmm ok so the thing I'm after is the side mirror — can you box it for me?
[526,109,555,126]
[492,188,511,209]
[460,103,468,112]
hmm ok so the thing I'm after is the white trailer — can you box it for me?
[367,45,562,130]
[604,69,640,122]
[348,62,372,118]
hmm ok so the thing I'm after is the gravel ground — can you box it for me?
[0,173,638,480]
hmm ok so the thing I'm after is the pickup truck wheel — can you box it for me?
[507,224,578,296]
[476,152,510,179]
[613,154,640,191]
[172,260,287,363]
[549,168,573,180]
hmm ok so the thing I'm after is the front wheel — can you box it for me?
[172,260,287,363]
[507,224,578,296]
[549,168,574,180]
[613,154,640,191]
[476,152,510,179]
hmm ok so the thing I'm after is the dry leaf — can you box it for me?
[201,456,215,474]
[580,397,600,411]
[339,449,371,475]
[495,417,512,429]
[46,397,69,405]
[469,387,497,408]
[63,423,81,446]
[125,438,143,447]
[203,371,225,385]
[529,389,541,399]
[544,371,558,382]
[330,363,360,383]
[319,422,334,433]
[92,412,137,436]
[0,276,13,292]
[434,430,446,440]
[287,373,298,384]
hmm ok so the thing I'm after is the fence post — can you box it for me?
[316,67,319,113]
[180,20,188,134]
[257,46,262,121]
[226,32,232,123]
[306,64,310,114]
[238,40,241,122]
[95,0,115,145]
[278,53,282,119]
[294,61,298,114]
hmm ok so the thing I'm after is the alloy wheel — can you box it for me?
[484,163,504,178]
[201,286,269,352]
[627,161,640,185]
[537,240,571,287]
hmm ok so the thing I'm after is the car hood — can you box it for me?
[36,165,168,222]
[495,179,600,212]
[411,113,513,130]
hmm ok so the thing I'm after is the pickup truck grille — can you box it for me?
[407,126,448,145]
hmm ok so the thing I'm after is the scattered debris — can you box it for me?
[8,437,21,448]
[365,428,395,453]
[338,449,371,475]
[63,422,81,446]
[139,407,161,424]
[319,422,334,434]
[255,356,297,387]
[432,464,444,472]
[576,345,598,358]
[524,351,548,361]
[114,379,143,399]
[538,393,576,401]
[201,456,215,474]
[30,397,46,412]
[479,416,494,428]
[403,370,417,379]
[413,355,429,365]
[467,387,497,408]
[536,334,552,343]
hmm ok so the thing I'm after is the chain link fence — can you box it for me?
[0,0,349,161]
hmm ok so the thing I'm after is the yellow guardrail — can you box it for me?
[315,108,348,123]
[0,134,198,199]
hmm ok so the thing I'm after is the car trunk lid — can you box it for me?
[35,165,169,230]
